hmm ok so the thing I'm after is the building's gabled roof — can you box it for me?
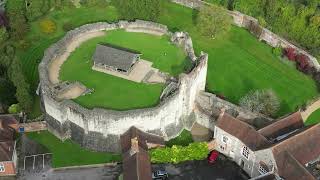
[274,151,315,180]
[0,115,18,142]
[216,112,271,150]
[120,126,164,153]
[122,147,152,180]
[272,124,320,179]
[0,141,14,161]
[258,112,304,139]
[120,126,164,180]
[92,44,141,71]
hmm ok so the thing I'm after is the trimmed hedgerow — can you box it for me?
[149,142,209,164]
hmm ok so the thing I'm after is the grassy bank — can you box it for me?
[27,131,121,168]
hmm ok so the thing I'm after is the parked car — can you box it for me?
[152,170,169,180]
[208,150,219,164]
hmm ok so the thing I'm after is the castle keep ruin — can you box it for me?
[38,20,209,152]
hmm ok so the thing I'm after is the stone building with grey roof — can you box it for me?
[214,111,320,180]
[92,44,141,75]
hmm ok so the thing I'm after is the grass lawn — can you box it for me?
[165,129,194,147]
[19,1,319,116]
[28,95,42,119]
[27,131,121,168]
[305,109,320,126]
[60,30,188,110]
[157,2,318,116]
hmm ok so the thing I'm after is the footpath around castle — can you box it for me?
[1,0,320,180]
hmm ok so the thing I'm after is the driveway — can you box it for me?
[152,159,249,180]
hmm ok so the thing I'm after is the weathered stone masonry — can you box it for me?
[39,20,208,152]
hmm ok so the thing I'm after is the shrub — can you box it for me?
[285,47,297,61]
[150,142,209,164]
[296,54,309,72]
[272,46,282,57]
[39,19,57,34]
[63,22,75,32]
[8,104,22,114]
[0,27,8,44]
[257,16,267,27]
[239,89,280,116]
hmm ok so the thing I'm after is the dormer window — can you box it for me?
[222,136,228,144]
[258,162,269,175]
[0,163,5,172]
[242,146,249,159]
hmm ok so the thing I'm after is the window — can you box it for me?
[0,163,5,172]
[258,162,269,175]
[242,146,249,159]
[222,136,228,144]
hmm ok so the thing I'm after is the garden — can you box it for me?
[0,0,319,122]
[60,30,189,110]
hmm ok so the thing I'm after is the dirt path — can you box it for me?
[301,99,320,121]
[48,31,106,84]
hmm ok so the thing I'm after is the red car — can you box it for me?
[208,150,219,164]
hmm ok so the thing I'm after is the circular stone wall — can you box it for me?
[39,20,208,152]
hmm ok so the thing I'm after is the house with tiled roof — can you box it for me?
[120,127,164,180]
[0,115,19,177]
[214,111,320,180]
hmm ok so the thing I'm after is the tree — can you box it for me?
[0,27,8,44]
[7,56,33,113]
[239,89,280,116]
[6,0,30,40]
[197,5,232,38]
[112,0,163,21]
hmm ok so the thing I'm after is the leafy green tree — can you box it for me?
[8,57,33,113]
[112,0,163,21]
[197,5,232,38]
[6,0,30,40]
[0,28,8,44]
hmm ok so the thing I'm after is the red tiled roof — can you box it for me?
[0,141,14,162]
[274,151,315,180]
[120,127,164,180]
[272,124,320,180]
[216,112,271,150]
[258,112,304,139]
[122,147,152,180]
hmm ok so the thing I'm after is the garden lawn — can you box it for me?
[157,2,318,116]
[27,131,121,168]
[305,109,320,126]
[60,30,188,110]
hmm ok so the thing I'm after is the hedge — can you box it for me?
[149,142,209,164]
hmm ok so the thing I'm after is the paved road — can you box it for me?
[152,159,249,180]
[18,165,122,180]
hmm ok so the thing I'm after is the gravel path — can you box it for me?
[48,31,105,84]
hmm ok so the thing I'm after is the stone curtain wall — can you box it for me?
[228,11,320,70]
[171,0,320,70]
[39,20,208,152]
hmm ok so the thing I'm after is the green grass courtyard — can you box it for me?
[27,131,121,168]
[60,30,189,110]
[17,0,319,117]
